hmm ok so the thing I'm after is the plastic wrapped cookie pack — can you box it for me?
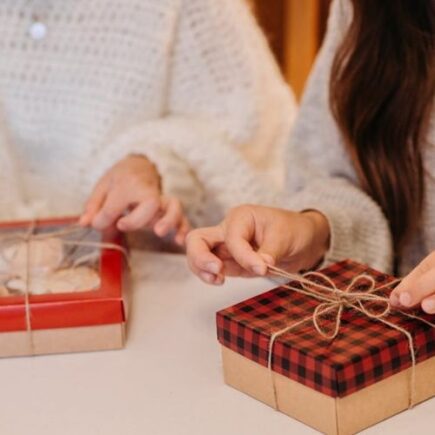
[0,217,128,358]
[0,225,102,297]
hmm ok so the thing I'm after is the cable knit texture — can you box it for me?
[286,0,435,276]
[0,0,295,226]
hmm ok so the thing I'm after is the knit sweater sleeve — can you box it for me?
[0,132,31,221]
[88,0,295,227]
[285,0,393,273]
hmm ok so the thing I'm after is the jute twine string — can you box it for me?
[266,265,435,410]
[23,221,37,353]
[0,223,128,354]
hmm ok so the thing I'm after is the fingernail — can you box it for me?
[199,271,215,284]
[422,299,435,314]
[214,274,225,286]
[206,262,220,274]
[399,292,412,307]
[390,293,400,307]
[252,265,266,275]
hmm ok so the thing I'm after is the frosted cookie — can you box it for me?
[6,266,100,295]
[2,238,64,276]
[47,267,100,293]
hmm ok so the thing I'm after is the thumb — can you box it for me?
[256,231,286,268]
[258,252,275,267]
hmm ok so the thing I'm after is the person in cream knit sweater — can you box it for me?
[0,0,295,243]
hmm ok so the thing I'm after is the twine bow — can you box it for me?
[0,222,128,354]
[266,265,435,410]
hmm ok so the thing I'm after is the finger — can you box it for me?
[175,217,191,246]
[80,178,109,226]
[257,231,287,267]
[393,269,435,308]
[224,214,267,276]
[222,260,254,277]
[226,237,266,275]
[117,196,161,232]
[421,294,435,314]
[145,208,165,229]
[116,198,160,232]
[117,204,159,232]
[154,197,183,237]
[186,227,224,278]
[212,244,256,278]
[391,253,435,307]
[199,271,225,286]
[92,188,130,230]
[213,243,233,261]
[255,215,301,272]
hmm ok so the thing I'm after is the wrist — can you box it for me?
[302,210,331,268]
[126,154,162,193]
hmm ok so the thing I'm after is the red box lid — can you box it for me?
[217,260,435,398]
[0,217,126,332]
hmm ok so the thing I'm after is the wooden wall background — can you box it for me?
[248,0,331,100]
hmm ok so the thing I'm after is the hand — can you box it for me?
[80,155,190,244]
[390,252,435,314]
[186,205,330,285]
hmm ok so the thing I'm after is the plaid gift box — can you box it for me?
[217,260,435,435]
[0,217,128,357]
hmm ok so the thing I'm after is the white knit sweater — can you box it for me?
[287,0,435,276]
[0,0,295,226]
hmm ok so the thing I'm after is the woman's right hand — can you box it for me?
[186,205,330,285]
[79,154,190,245]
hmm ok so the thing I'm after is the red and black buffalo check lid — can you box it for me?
[217,260,435,398]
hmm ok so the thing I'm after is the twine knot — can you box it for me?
[269,267,394,340]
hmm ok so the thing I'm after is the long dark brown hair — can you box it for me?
[330,0,435,255]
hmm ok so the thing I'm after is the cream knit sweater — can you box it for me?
[287,0,435,276]
[0,0,295,226]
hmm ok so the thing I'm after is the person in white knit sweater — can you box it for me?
[187,0,435,313]
[0,0,295,244]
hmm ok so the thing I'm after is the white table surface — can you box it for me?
[1,250,434,435]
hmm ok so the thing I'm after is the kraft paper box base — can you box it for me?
[222,346,435,435]
[0,323,125,358]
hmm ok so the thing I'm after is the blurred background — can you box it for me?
[248,0,332,100]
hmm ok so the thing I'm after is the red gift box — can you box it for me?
[217,260,435,435]
[0,217,128,357]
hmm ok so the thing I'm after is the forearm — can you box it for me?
[286,178,393,273]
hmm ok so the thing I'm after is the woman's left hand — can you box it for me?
[390,252,435,314]
[79,155,190,245]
